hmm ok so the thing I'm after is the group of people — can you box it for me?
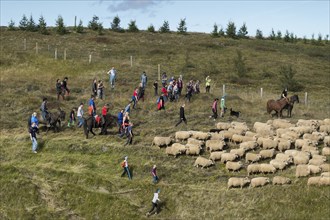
[55,77,70,100]
[92,78,105,100]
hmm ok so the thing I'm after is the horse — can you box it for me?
[28,108,65,132]
[282,94,299,118]
[83,114,118,139]
[266,98,290,118]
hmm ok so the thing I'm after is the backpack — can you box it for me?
[121,161,125,168]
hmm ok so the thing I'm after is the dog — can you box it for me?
[230,108,241,118]
[209,128,222,133]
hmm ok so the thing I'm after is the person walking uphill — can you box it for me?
[29,123,38,153]
[220,96,226,117]
[151,165,159,184]
[210,98,219,120]
[108,67,117,89]
[121,156,132,180]
[146,189,161,216]
[205,76,211,93]
[141,71,148,89]
[175,103,187,127]
[40,98,49,124]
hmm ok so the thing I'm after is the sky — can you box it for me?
[1,0,329,38]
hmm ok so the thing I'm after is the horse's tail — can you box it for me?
[266,100,272,114]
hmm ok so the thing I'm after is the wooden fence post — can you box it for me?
[260,88,263,98]
[305,92,308,105]
[55,48,57,59]
[222,84,226,96]
[158,64,160,81]
[36,42,38,54]
[89,54,92,64]
[24,38,26,50]
[130,56,133,67]
[64,48,67,60]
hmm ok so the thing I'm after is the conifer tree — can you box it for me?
[19,14,28,30]
[226,21,236,39]
[317,33,323,45]
[55,15,67,35]
[38,15,48,35]
[127,20,139,32]
[219,26,225,37]
[27,15,37,31]
[233,50,247,78]
[237,22,248,38]
[76,20,84,33]
[211,23,219,37]
[177,18,187,34]
[311,33,316,45]
[8,19,16,31]
[284,30,290,42]
[147,24,155,33]
[88,15,101,31]
[276,30,282,40]
[303,36,307,44]
[159,20,170,33]
[256,29,263,39]
[269,28,276,40]
[111,15,121,31]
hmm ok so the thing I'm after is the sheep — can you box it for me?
[152,136,172,147]
[262,139,278,149]
[209,151,226,161]
[277,139,292,152]
[319,125,330,134]
[280,131,300,142]
[276,128,290,138]
[296,119,320,130]
[308,158,325,166]
[254,122,275,137]
[257,137,273,147]
[245,131,259,138]
[272,176,291,185]
[293,155,310,165]
[324,136,330,147]
[312,131,327,141]
[187,138,204,147]
[285,149,299,157]
[216,122,232,130]
[185,144,202,156]
[194,156,214,168]
[312,155,327,162]
[272,119,294,129]
[319,177,330,186]
[259,163,276,174]
[259,149,276,159]
[240,141,258,151]
[296,165,311,177]
[303,133,323,142]
[175,131,192,141]
[275,153,294,164]
[247,164,260,175]
[191,131,211,141]
[295,139,318,149]
[307,176,322,186]
[165,143,187,157]
[245,153,262,163]
[220,153,239,163]
[231,134,245,143]
[308,165,322,174]
[226,161,244,172]
[322,147,330,156]
[228,177,250,189]
[324,119,330,125]
[301,144,318,153]
[250,177,271,188]
[321,172,330,177]
[289,126,314,136]
[231,121,249,130]
[270,160,288,170]
[228,128,246,136]
[206,140,226,152]
[230,148,246,158]
[210,132,224,140]
[320,163,330,172]
[218,130,235,141]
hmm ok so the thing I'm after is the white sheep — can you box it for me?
[250,177,270,188]
[257,137,273,147]
[312,154,327,162]
[216,122,232,130]
[245,131,259,138]
[308,158,325,166]
[228,128,246,136]
[307,176,322,186]
[247,164,260,175]
[272,119,294,129]
[175,131,192,141]
[152,136,172,147]
[295,139,318,149]
[322,147,330,156]
[231,121,249,130]
[270,159,288,170]
[272,176,291,185]
[280,131,300,142]
[296,119,320,130]
[254,122,275,137]
[230,148,246,158]
[320,163,330,172]
[312,131,327,141]
[185,144,202,156]
[276,128,290,138]
[319,177,330,186]
[323,136,330,147]
[218,130,235,141]
[225,161,244,172]
[284,149,299,157]
[231,134,245,143]
[187,138,204,147]
[319,125,330,134]
[191,131,211,141]
[165,143,186,157]
[259,163,276,174]
[275,153,293,164]
[259,149,276,159]
[277,139,292,152]
[303,133,323,142]
[296,165,311,177]
[245,153,262,163]
[194,156,214,168]
[262,139,278,149]
[220,153,239,163]
[209,151,226,161]
[206,139,226,152]
[308,165,322,174]
[293,155,310,165]
[321,172,330,177]
[209,132,224,140]
[289,126,314,136]
[240,141,258,151]
[324,119,330,125]
[227,177,250,189]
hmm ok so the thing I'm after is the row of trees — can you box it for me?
[7,14,329,44]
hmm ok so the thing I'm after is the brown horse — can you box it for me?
[266,98,290,118]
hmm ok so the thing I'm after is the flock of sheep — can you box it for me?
[152,118,330,188]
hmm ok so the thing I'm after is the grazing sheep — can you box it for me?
[210,132,224,140]
[277,139,292,152]
[323,136,330,147]
[321,172,330,177]
[280,131,300,142]
[185,144,202,156]
[216,122,232,130]
[319,177,330,186]
[226,161,244,172]
[245,131,259,138]
[230,148,246,158]
[259,163,276,174]
[293,155,310,165]
[175,131,192,141]
[319,125,330,134]
[301,144,318,153]
[285,149,299,157]
[250,177,270,188]
[320,163,330,172]
[270,160,288,170]
[303,133,323,142]
[257,137,273,147]
[245,153,262,163]
[308,158,325,166]
[276,128,290,138]
[290,126,315,136]
[206,140,226,152]
[254,122,275,137]
[209,151,226,161]
[165,143,187,157]
[191,131,211,141]
[312,155,327,162]
[220,153,239,163]
[275,153,294,164]
[295,139,318,149]
[259,149,276,159]
[272,119,294,129]
[296,165,311,177]
[231,121,249,130]
[240,141,258,151]
[262,139,278,149]
[272,176,291,185]
[247,164,261,175]
[194,156,214,168]
[307,176,322,186]
[322,147,330,156]
[228,177,250,189]
[296,119,320,131]
[308,165,322,174]
[152,136,172,147]
[228,128,246,136]
[187,138,204,147]
[219,130,235,141]
[231,134,245,143]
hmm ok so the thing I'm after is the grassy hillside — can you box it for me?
[0,29,330,219]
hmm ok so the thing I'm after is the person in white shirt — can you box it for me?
[146,189,161,216]
[108,67,117,88]
[77,103,84,127]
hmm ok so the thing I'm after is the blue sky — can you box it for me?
[1,0,329,38]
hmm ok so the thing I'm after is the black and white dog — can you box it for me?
[230,108,241,118]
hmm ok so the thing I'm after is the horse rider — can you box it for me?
[40,98,50,125]
[281,88,288,99]
[101,104,109,126]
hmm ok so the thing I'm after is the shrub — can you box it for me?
[278,65,304,92]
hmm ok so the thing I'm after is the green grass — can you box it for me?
[0,29,330,219]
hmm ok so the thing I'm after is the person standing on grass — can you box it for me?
[101,104,109,126]
[108,67,117,89]
[146,189,161,216]
[205,76,211,93]
[131,87,139,109]
[175,103,187,127]
[157,95,165,111]
[97,80,104,100]
[210,98,219,120]
[125,123,134,145]
[29,123,38,153]
[153,80,158,96]
[77,103,84,128]
[62,77,70,96]
[121,156,132,180]
[56,79,65,100]
[40,98,49,122]
[92,78,97,97]
[117,109,124,134]
[220,96,226,117]
[161,72,167,87]
[30,112,39,128]
[67,107,76,127]
[124,103,131,114]
[141,71,148,89]
[88,95,96,116]
[151,165,159,184]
